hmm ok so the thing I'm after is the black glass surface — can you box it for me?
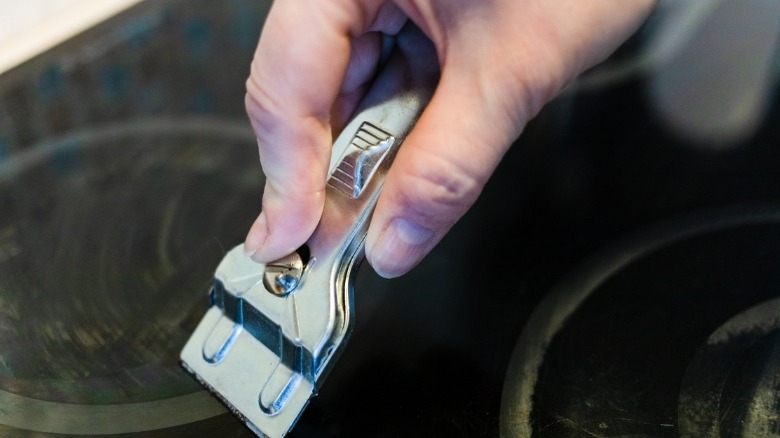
[0,1,779,436]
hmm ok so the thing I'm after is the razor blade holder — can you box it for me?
[181,43,437,438]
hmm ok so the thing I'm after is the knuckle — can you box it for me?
[244,72,328,150]
[393,150,483,223]
[245,72,286,134]
[481,66,556,133]
[502,45,567,121]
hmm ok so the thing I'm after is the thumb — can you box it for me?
[364,0,655,278]
[364,67,527,278]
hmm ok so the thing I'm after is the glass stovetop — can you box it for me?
[1,1,779,436]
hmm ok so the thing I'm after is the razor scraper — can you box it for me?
[181,26,438,438]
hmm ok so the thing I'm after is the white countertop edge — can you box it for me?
[0,0,145,74]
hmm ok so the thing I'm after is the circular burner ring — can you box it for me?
[0,118,261,434]
[500,205,780,437]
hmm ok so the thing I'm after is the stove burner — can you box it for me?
[679,298,780,437]
[501,207,780,437]
[0,118,261,435]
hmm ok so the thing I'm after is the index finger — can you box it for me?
[244,1,370,261]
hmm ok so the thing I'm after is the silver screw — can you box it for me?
[263,251,305,296]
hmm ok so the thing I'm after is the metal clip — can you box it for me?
[181,28,437,438]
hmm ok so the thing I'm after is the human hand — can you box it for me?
[243,0,656,278]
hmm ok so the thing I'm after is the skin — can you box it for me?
[244,0,657,278]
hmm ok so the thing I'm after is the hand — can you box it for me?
[243,0,656,278]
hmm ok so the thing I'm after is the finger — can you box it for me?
[364,66,521,278]
[330,32,383,133]
[332,4,409,133]
[244,0,387,262]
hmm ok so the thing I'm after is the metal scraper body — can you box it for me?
[181,30,437,438]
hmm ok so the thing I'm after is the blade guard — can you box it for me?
[180,28,437,438]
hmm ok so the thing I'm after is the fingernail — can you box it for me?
[244,212,268,259]
[369,218,434,278]
[243,245,258,258]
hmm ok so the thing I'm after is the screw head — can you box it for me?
[263,251,304,296]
